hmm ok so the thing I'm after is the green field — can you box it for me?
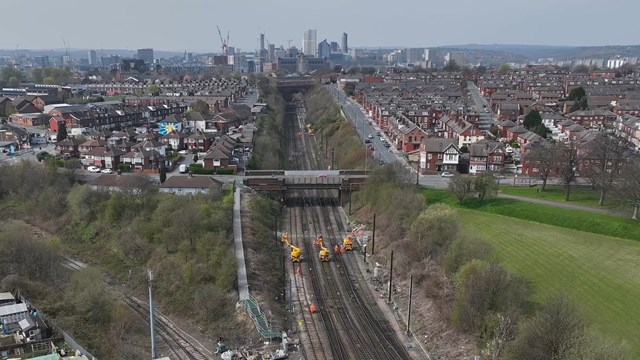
[461,210,640,357]
[500,185,629,210]
[420,188,640,241]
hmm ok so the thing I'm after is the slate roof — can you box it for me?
[422,138,459,153]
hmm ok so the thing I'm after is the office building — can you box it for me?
[260,34,265,53]
[268,44,276,61]
[137,48,154,64]
[405,48,422,64]
[303,29,317,57]
[445,52,464,67]
[34,56,50,68]
[342,33,348,54]
[330,42,339,53]
[88,50,97,66]
[318,40,331,60]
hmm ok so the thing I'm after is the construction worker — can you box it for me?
[340,245,345,254]
[333,245,339,254]
[309,304,316,314]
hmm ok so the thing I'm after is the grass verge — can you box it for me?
[420,187,640,241]
[460,210,640,358]
[499,184,628,210]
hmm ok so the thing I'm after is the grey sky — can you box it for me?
[3,0,639,52]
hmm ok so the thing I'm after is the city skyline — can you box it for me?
[2,0,640,52]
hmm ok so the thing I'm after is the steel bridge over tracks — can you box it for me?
[243,170,369,205]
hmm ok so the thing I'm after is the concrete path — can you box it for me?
[233,182,249,301]
[497,193,633,217]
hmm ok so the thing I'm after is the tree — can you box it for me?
[452,260,528,334]
[1,67,23,83]
[556,139,580,201]
[192,100,210,114]
[193,154,199,163]
[31,68,44,83]
[523,110,542,130]
[147,84,159,95]
[507,294,585,360]
[159,166,166,184]
[568,87,588,112]
[532,123,550,138]
[56,122,68,142]
[497,64,512,74]
[444,60,460,71]
[572,64,590,74]
[459,145,469,153]
[444,234,494,275]
[524,141,558,191]
[7,77,19,88]
[613,156,640,220]
[474,172,499,201]
[410,203,459,258]
[448,175,474,204]
[584,134,627,206]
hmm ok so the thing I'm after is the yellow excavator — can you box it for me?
[319,245,330,262]
[343,234,353,251]
[282,232,301,263]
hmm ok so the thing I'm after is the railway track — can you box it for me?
[282,96,411,359]
[114,289,211,360]
[59,256,212,359]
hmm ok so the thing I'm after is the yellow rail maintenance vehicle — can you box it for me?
[319,245,330,262]
[281,232,301,262]
[343,234,353,251]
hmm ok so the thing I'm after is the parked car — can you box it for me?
[179,164,188,174]
[178,150,189,155]
[87,166,101,173]
[441,172,454,177]
[365,139,371,144]
[367,134,374,139]
[384,143,391,148]
[101,168,113,174]
[379,159,385,165]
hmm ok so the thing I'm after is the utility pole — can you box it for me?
[407,274,413,335]
[415,163,419,186]
[148,269,156,360]
[371,213,376,255]
[331,148,335,170]
[387,250,394,303]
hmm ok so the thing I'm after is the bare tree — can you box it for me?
[508,294,585,360]
[556,139,581,201]
[474,172,499,201]
[613,156,640,220]
[448,175,474,204]
[524,141,558,191]
[584,133,627,206]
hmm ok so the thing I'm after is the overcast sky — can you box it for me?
[3,0,638,53]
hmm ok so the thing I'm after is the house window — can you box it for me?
[427,153,432,160]
[437,154,443,160]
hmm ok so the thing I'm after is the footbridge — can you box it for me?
[243,170,369,206]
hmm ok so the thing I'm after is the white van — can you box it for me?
[179,164,187,174]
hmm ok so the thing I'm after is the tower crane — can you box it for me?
[216,25,230,55]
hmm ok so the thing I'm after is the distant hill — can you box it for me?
[0,48,189,59]
[448,44,640,60]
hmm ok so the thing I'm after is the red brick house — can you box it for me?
[83,146,125,169]
[505,125,529,142]
[55,137,83,157]
[566,109,616,129]
[419,138,461,174]
[468,141,506,174]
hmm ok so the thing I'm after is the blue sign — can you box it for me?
[9,144,14,156]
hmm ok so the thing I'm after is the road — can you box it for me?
[466,82,496,132]
[326,84,403,167]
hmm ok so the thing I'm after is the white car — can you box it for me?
[441,172,455,178]
[101,168,113,174]
[178,150,189,155]
[87,166,101,173]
